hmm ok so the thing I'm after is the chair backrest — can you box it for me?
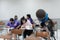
[11,29,23,34]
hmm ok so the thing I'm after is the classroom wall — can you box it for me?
[0,0,60,20]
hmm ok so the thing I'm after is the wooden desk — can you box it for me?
[36,31,49,38]
[25,34,41,40]
[0,34,11,40]
[11,29,24,40]
[11,29,24,34]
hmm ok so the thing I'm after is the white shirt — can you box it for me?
[21,20,33,30]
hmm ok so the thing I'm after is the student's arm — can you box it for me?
[16,25,21,29]
[6,26,10,28]
[45,27,49,33]
[32,24,35,28]
[45,27,50,40]
[6,23,10,28]
[30,18,34,24]
[27,20,32,27]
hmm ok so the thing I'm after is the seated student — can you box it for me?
[36,9,56,40]
[7,18,19,40]
[26,14,34,28]
[20,16,33,39]
[14,15,20,27]
[26,14,34,24]
[7,18,19,28]
[14,15,18,21]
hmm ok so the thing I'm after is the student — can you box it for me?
[26,14,34,24]
[36,9,56,39]
[14,15,20,27]
[26,14,34,28]
[7,18,19,40]
[36,9,48,23]
[7,18,19,28]
[14,15,18,21]
[20,16,33,39]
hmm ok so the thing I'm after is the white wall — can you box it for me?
[0,0,60,20]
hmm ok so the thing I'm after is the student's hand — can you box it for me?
[52,20,57,25]
[21,25,25,28]
[45,22,49,25]
[16,25,21,29]
[54,21,57,24]
[21,26,25,28]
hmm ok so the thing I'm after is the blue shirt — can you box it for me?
[38,13,48,23]
[14,19,20,26]
[7,20,20,28]
[28,18,34,24]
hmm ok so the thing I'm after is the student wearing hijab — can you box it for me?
[36,9,56,40]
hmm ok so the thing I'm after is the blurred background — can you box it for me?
[0,0,60,40]
[0,0,60,20]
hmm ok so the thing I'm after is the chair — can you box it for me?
[11,29,24,40]
[36,31,49,40]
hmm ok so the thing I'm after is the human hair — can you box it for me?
[48,18,54,27]
[14,15,18,17]
[10,18,14,21]
[36,9,46,18]
[20,16,27,25]
[27,14,31,18]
